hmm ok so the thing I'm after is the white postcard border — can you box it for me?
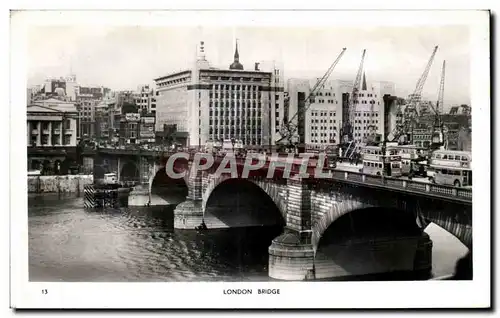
[10,9,490,309]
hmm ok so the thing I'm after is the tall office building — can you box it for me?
[154,40,284,147]
[287,74,391,150]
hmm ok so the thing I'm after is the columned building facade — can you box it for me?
[27,102,78,174]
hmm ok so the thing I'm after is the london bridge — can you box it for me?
[71,147,473,281]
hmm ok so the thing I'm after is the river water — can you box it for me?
[28,193,469,282]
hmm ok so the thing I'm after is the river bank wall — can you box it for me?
[27,175,93,194]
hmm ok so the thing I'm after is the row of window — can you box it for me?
[310,132,337,137]
[311,119,337,124]
[210,92,262,98]
[209,120,261,125]
[316,92,335,97]
[414,135,432,140]
[209,111,262,116]
[354,120,379,124]
[315,99,339,104]
[311,112,336,117]
[355,100,378,104]
[211,84,265,91]
[355,112,379,117]
[209,77,263,83]
[364,161,384,168]
[209,102,262,107]
[30,135,72,146]
[364,149,398,156]
[435,169,469,176]
[209,128,262,134]
[311,126,336,131]
[309,124,377,130]
[355,93,377,98]
[433,154,469,161]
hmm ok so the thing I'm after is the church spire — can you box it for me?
[234,39,239,61]
[229,39,244,70]
[362,72,367,91]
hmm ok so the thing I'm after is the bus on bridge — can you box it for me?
[361,145,403,177]
[388,144,428,177]
[428,150,472,188]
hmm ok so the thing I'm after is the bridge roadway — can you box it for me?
[85,146,471,203]
[162,153,472,203]
[88,149,473,280]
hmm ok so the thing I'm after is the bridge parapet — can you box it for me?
[329,169,472,202]
[150,153,472,204]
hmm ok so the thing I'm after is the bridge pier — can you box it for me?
[173,199,204,229]
[128,184,151,206]
[269,231,315,280]
[269,177,315,280]
[174,169,204,229]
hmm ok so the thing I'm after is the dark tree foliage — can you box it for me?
[121,102,138,114]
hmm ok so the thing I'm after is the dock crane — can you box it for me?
[339,49,366,159]
[388,46,439,144]
[276,48,347,153]
[430,60,447,150]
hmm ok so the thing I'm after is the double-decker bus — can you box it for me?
[361,145,403,177]
[428,150,472,187]
[389,144,428,176]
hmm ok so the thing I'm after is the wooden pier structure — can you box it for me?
[83,184,130,208]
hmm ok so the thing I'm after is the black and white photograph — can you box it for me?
[9,8,490,309]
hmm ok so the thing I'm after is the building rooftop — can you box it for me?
[27,104,77,114]
[154,70,191,82]
[30,98,78,113]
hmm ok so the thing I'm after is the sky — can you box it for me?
[27,25,471,107]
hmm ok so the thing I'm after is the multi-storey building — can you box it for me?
[37,75,78,101]
[150,91,157,115]
[119,113,140,144]
[77,99,96,139]
[154,41,284,147]
[287,74,390,149]
[75,86,110,139]
[94,102,111,142]
[135,85,154,114]
[138,113,156,144]
[76,86,109,101]
[27,85,42,104]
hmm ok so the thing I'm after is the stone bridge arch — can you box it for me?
[309,183,472,251]
[148,164,189,194]
[148,164,189,203]
[201,174,288,221]
[119,158,140,183]
[311,199,423,253]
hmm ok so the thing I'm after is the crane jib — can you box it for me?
[277,48,347,147]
